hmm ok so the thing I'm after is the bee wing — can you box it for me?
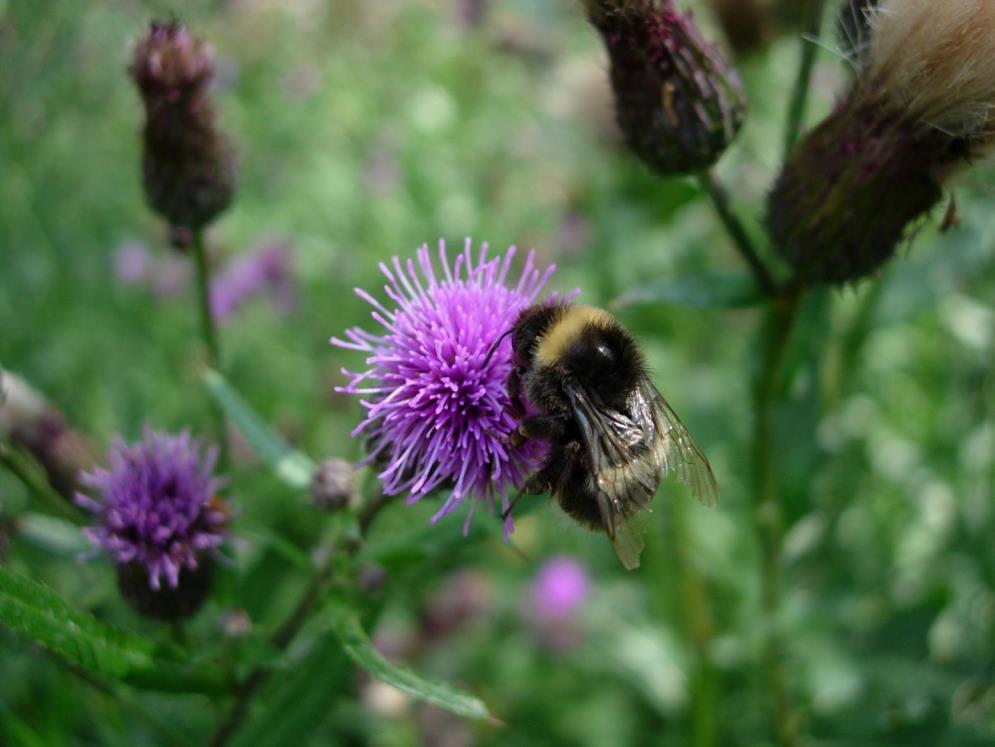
[645,381,719,507]
[564,383,658,570]
[594,490,649,570]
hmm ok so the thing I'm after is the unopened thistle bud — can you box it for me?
[310,458,356,512]
[770,0,995,285]
[584,0,747,175]
[0,370,96,500]
[130,21,235,243]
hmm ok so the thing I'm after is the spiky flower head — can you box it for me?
[770,0,995,285]
[130,20,235,245]
[76,429,228,619]
[331,240,559,533]
[584,0,747,174]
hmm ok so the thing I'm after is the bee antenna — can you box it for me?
[481,328,514,369]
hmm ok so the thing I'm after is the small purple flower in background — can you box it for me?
[531,555,590,620]
[528,555,590,651]
[113,240,152,286]
[210,241,296,322]
[76,428,229,619]
[331,239,558,533]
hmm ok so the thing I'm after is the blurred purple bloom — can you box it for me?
[531,556,590,620]
[210,242,296,322]
[75,428,228,591]
[113,240,152,286]
[331,239,557,533]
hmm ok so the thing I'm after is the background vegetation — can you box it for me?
[1,0,994,745]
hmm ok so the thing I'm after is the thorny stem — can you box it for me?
[191,231,229,470]
[753,292,802,747]
[207,486,390,747]
[783,0,827,159]
[696,170,777,296]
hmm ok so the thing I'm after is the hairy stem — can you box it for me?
[697,170,777,296]
[191,232,229,469]
[753,292,801,747]
[783,0,827,159]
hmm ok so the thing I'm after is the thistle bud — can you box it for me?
[310,458,356,512]
[584,0,747,175]
[130,21,235,242]
[0,370,96,500]
[769,0,995,285]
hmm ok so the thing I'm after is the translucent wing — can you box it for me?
[564,383,659,570]
[564,378,718,569]
[645,381,719,507]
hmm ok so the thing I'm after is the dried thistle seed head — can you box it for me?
[769,0,995,286]
[310,458,356,512]
[130,21,235,237]
[864,0,995,144]
[837,0,877,65]
[584,0,747,174]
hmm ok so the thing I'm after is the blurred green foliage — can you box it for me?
[1,0,994,745]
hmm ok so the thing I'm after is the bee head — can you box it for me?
[535,305,645,406]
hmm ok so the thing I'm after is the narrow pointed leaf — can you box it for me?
[202,369,316,488]
[326,603,495,722]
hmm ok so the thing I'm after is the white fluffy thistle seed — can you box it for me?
[866,0,995,140]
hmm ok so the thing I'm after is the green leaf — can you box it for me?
[202,369,316,489]
[326,602,497,723]
[0,566,154,679]
[611,272,764,310]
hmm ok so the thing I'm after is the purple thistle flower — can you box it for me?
[75,428,228,592]
[331,239,559,533]
[210,242,296,322]
[531,556,590,621]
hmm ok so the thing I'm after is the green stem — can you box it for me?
[696,170,777,296]
[783,0,827,159]
[207,485,389,747]
[0,441,85,524]
[191,232,229,468]
[672,493,719,747]
[753,292,802,747]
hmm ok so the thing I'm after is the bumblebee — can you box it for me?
[504,302,718,569]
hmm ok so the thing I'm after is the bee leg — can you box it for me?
[507,366,527,418]
[509,413,569,448]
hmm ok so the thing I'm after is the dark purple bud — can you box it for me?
[130,21,235,240]
[585,0,747,175]
[769,0,994,285]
